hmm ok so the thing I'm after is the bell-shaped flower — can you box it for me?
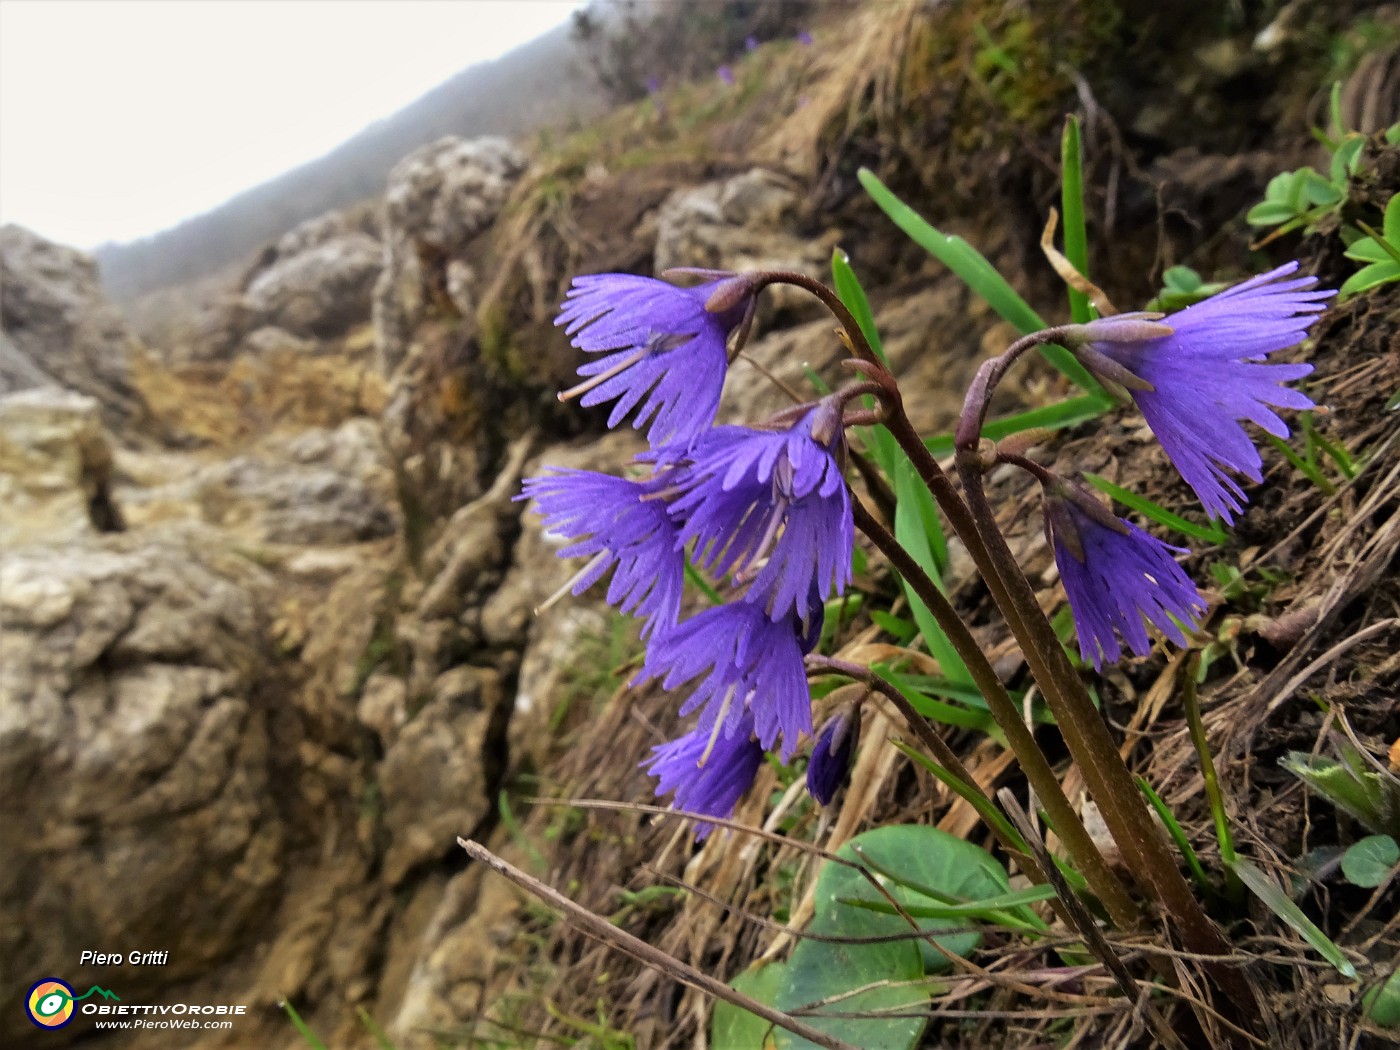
[634,600,817,760]
[1045,482,1207,670]
[556,272,753,448]
[806,701,860,806]
[519,468,684,638]
[1079,261,1333,523]
[656,398,852,624]
[644,709,764,839]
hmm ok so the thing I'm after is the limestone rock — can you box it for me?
[0,224,146,427]
[0,389,122,549]
[192,419,400,545]
[379,666,507,885]
[373,136,528,375]
[652,168,834,313]
[0,532,282,1043]
[243,232,383,339]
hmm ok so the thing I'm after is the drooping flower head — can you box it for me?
[656,397,852,624]
[1044,481,1207,670]
[519,468,684,638]
[556,273,753,448]
[645,709,764,839]
[807,700,860,806]
[635,599,818,760]
[1079,262,1333,523]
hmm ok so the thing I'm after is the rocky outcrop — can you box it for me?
[372,136,528,376]
[653,168,835,313]
[243,233,383,339]
[0,532,282,1042]
[0,389,122,548]
[0,225,146,428]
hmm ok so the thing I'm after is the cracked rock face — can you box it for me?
[372,136,528,376]
[0,389,122,549]
[0,533,283,1045]
[0,225,147,429]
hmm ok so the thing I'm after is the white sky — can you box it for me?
[0,0,583,249]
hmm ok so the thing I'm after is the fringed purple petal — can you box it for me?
[645,711,764,839]
[1091,261,1333,523]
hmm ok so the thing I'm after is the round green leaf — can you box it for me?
[1364,966,1400,1028]
[1341,835,1399,889]
[810,825,1011,973]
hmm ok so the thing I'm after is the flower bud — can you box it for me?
[807,702,861,806]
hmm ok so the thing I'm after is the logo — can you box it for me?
[25,979,119,1030]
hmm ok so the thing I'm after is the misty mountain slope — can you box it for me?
[94,24,606,302]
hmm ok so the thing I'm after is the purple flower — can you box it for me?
[797,30,814,46]
[1045,484,1207,670]
[745,35,759,51]
[520,468,684,638]
[807,703,860,805]
[645,710,764,838]
[658,399,852,623]
[556,273,751,447]
[717,64,735,86]
[1083,262,1333,523]
[635,601,814,759]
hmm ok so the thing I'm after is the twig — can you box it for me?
[459,838,860,1050]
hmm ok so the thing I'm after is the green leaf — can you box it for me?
[1364,967,1400,1028]
[779,934,926,1050]
[1162,265,1201,293]
[875,663,992,732]
[832,248,900,480]
[714,829,958,1050]
[857,168,1106,398]
[1228,858,1356,978]
[1282,750,1400,838]
[1340,835,1399,888]
[281,1000,330,1050]
[1082,473,1228,544]
[1136,777,1209,890]
[832,248,889,367]
[869,609,918,645]
[811,825,1011,973]
[356,1008,398,1050]
[1246,200,1302,227]
[1060,115,1093,325]
[891,459,971,686]
[1386,193,1400,244]
[712,965,785,1050]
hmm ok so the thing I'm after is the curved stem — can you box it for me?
[955,326,1076,449]
[751,270,891,376]
[848,493,1141,929]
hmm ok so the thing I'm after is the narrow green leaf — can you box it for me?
[1082,472,1228,544]
[280,1000,330,1050]
[890,740,1028,858]
[892,459,970,684]
[1229,857,1356,978]
[832,249,901,480]
[857,168,1106,397]
[1136,777,1210,890]
[869,609,919,645]
[832,248,889,366]
[357,1008,398,1050]
[875,663,991,731]
[1060,115,1093,324]
[684,556,725,605]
